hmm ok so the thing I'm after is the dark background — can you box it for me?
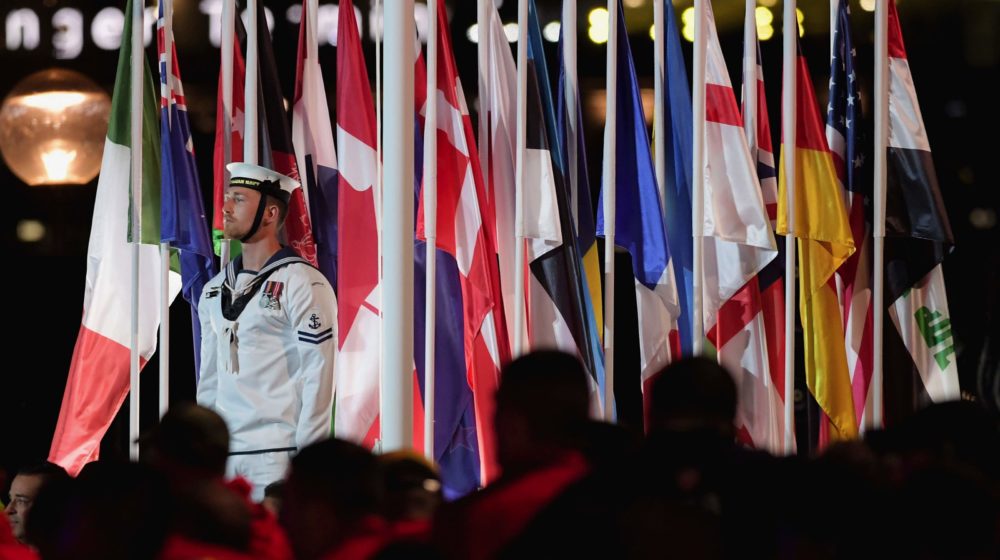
[2,0,998,485]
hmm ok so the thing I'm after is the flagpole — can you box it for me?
[782,0,798,454]
[220,0,235,267]
[382,0,416,452]
[129,0,145,461]
[564,0,579,233]
[691,0,706,356]
[602,0,617,422]
[244,0,258,166]
[423,0,439,463]
[477,0,489,185]
[872,0,888,429]
[375,0,385,453]
[160,0,174,419]
[653,0,665,218]
[829,2,845,314]
[742,1,756,154]
[513,0,528,358]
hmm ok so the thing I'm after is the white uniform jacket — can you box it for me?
[197,247,337,453]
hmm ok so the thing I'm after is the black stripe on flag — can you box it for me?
[884,146,954,302]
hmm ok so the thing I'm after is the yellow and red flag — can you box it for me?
[778,43,857,442]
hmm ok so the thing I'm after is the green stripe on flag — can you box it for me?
[114,0,162,245]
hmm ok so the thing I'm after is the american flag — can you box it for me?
[826,0,874,431]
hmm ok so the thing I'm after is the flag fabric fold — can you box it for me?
[292,0,339,289]
[827,0,876,430]
[334,0,382,447]
[241,2,317,265]
[597,0,680,409]
[211,18,245,256]
[656,0,696,357]
[734,35,790,453]
[557,28,606,403]
[778,41,857,442]
[700,1,781,453]
[523,0,605,413]
[415,1,511,487]
[158,1,217,378]
[480,0,603,412]
[49,0,181,475]
[884,0,959,416]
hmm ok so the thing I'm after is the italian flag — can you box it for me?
[49,0,181,476]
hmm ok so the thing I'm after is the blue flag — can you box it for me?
[658,0,695,357]
[158,5,217,377]
[597,0,679,408]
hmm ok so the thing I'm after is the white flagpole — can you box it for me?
[564,0,579,233]
[513,0,528,357]
[382,0,416,452]
[653,0,665,214]
[872,0,888,429]
[782,0,798,454]
[477,0,489,185]
[375,0,385,452]
[159,0,174,419]
[423,0,439,462]
[220,0,235,267]
[129,0,145,461]
[743,1,757,155]
[244,0,258,166]
[691,0,706,355]
[602,0,617,422]
[830,1,845,313]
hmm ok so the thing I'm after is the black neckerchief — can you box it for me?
[220,247,309,321]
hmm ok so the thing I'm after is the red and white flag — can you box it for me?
[333,0,381,446]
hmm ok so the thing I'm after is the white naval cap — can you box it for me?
[226,162,300,205]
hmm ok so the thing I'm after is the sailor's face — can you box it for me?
[222,186,262,239]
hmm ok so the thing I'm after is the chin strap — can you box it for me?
[240,195,269,243]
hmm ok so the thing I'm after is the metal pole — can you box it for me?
[743,0,757,152]
[220,0,235,267]
[513,0,528,357]
[159,0,174,420]
[375,0,385,452]
[653,0,665,215]
[564,0,579,230]
[423,0,439,462]
[691,0,707,355]
[381,0,416,452]
[244,0,258,165]
[782,0,798,454]
[602,0,617,421]
[872,0,889,429]
[129,0,145,462]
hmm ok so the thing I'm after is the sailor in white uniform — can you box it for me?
[197,162,336,501]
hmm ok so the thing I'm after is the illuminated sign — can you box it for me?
[3,1,430,60]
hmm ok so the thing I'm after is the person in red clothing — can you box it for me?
[281,438,389,560]
[142,403,293,560]
[0,512,39,560]
[434,350,594,559]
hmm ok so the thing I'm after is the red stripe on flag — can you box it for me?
[708,279,764,349]
[887,1,907,60]
[759,276,785,399]
[706,83,743,127]
[49,324,149,476]
[783,55,832,153]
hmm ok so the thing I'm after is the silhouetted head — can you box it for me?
[378,451,442,522]
[4,461,69,543]
[281,438,382,560]
[140,402,230,479]
[495,350,591,475]
[648,357,737,438]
